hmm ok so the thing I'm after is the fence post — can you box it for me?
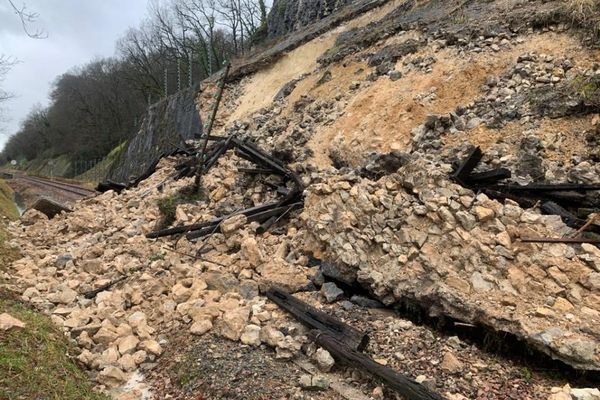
[164,67,168,97]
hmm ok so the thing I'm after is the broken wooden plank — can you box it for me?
[491,183,600,192]
[146,201,282,238]
[520,237,600,244]
[255,216,277,234]
[131,158,161,188]
[185,203,303,240]
[543,191,588,204]
[577,208,600,219]
[465,168,511,185]
[82,276,127,299]
[482,189,537,209]
[203,135,234,172]
[232,139,298,183]
[238,167,277,175]
[266,288,369,352]
[540,201,587,229]
[185,225,222,241]
[96,180,127,193]
[309,331,445,400]
[450,146,483,185]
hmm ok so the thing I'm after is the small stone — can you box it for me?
[320,282,344,303]
[548,392,572,400]
[466,117,482,129]
[132,350,147,365]
[139,340,162,356]
[48,286,78,304]
[299,374,329,390]
[240,324,261,346]
[220,214,247,235]
[241,236,263,267]
[315,348,335,372]
[389,70,402,81]
[553,297,574,312]
[471,272,493,292]
[118,354,137,372]
[0,313,26,330]
[455,211,476,230]
[190,319,212,336]
[118,335,140,355]
[260,325,285,347]
[93,326,119,345]
[570,388,600,400]
[350,295,383,308]
[171,283,191,303]
[373,387,384,399]
[474,206,494,222]
[55,254,73,268]
[441,351,463,373]
[98,366,127,387]
[216,307,250,341]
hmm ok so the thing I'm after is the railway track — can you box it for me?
[17,175,97,198]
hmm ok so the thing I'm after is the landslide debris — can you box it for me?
[4,0,600,399]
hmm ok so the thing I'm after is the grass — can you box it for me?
[572,73,600,107]
[156,185,205,228]
[0,184,107,399]
[0,179,19,221]
[564,0,600,39]
[77,141,129,183]
[0,291,109,400]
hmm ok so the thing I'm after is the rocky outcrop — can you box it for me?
[301,157,600,370]
[267,0,351,38]
[106,84,201,184]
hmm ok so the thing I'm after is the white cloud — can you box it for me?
[0,0,149,147]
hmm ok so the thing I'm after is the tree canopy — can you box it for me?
[1,0,269,168]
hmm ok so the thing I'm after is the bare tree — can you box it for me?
[0,55,16,103]
[6,0,47,38]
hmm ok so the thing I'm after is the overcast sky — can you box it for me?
[0,0,150,148]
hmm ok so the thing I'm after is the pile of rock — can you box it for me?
[4,155,317,396]
[301,154,600,371]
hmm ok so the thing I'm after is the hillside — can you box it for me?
[3,1,600,399]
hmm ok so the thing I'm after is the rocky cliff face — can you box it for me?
[267,0,351,37]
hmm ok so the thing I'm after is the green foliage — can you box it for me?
[275,0,287,16]
[520,367,533,381]
[156,185,205,228]
[572,73,600,106]
[149,252,166,261]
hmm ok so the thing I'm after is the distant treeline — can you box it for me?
[1,0,269,166]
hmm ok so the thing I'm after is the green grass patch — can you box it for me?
[77,141,129,183]
[0,291,109,400]
[572,73,600,107]
[0,180,19,221]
